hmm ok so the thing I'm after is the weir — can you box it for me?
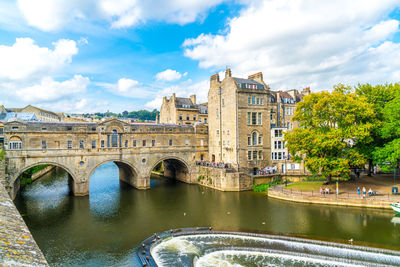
[142,228,400,267]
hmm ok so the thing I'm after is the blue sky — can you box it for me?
[1,0,400,113]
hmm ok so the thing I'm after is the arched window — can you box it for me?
[111,129,118,147]
[252,131,258,146]
[9,136,22,150]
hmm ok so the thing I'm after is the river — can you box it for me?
[14,163,400,266]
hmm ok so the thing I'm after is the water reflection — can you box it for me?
[14,163,400,266]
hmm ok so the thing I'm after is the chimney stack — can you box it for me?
[190,94,196,105]
[225,68,232,78]
[248,72,263,83]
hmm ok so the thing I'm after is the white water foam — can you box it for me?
[194,250,359,267]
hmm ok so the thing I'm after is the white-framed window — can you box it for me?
[9,141,22,150]
[248,97,251,105]
[185,139,189,146]
[67,140,72,149]
[200,140,204,146]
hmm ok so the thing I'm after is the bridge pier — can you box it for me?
[69,179,89,196]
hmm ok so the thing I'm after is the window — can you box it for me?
[125,140,128,148]
[133,140,137,147]
[274,129,283,137]
[42,128,47,131]
[204,118,207,123]
[256,98,259,105]
[92,140,96,149]
[9,141,22,150]
[111,130,118,147]
[80,140,84,149]
[11,126,19,130]
[247,112,251,125]
[42,140,47,149]
[248,97,251,105]
[143,140,146,147]
[248,151,252,160]
[259,151,262,160]
[193,115,197,121]
[253,151,257,160]
[252,112,257,125]
[222,99,225,107]
[248,136,251,146]
[258,113,262,125]
[216,108,219,119]
[169,139,173,146]
[152,139,155,147]
[216,129,220,135]
[200,154,204,160]
[227,130,230,135]
[260,98,263,105]
[186,114,190,120]
[200,140,204,146]
[252,132,257,146]
[185,139,189,146]
[278,152,282,160]
[67,140,72,149]
[179,114,183,121]
[283,152,286,159]
[66,126,72,131]
[258,136,262,145]
[101,140,104,148]
[252,96,255,104]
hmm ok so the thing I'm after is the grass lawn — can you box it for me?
[284,182,325,191]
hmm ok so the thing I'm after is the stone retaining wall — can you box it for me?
[0,183,48,266]
[31,165,56,181]
[268,186,395,209]
[192,166,253,191]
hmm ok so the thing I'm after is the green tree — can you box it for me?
[373,91,400,172]
[355,83,398,175]
[285,85,374,183]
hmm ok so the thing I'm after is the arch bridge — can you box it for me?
[2,119,208,199]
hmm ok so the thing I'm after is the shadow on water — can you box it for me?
[13,162,400,266]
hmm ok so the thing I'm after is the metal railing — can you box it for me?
[269,186,400,201]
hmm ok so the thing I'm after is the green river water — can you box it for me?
[13,163,400,266]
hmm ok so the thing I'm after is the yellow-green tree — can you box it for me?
[285,85,374,183]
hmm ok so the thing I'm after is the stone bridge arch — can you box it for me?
[9,160,78,199]
[147,155,193,184]
[87,158,144,194]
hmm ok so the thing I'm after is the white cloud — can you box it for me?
[99,78,155,98]
[15,75,90,102]
[0,38,78,81]
[145,79,209,109]
[183,0,400,90]
[155,69,184,81]
[17,0,225,31]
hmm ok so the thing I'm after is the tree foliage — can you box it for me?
[354,83,398,174]
[372,90,400,171]
[285,85,374,182]
[92,109,159,121]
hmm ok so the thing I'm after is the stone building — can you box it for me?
[159,93,208,125]
[1,105,61,122]
[207,69,307,175]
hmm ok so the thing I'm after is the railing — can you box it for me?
[195,161,231,169]
[269,186,400,201]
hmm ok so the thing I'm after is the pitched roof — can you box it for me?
[198,104,208,114]
[22,105,60,117]
[3,112,38,121]
[233,78,265,89]
[176,97,195,107]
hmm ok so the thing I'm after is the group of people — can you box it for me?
[195,161,229,169]
[319,187,330,194]
[357,187,375,198]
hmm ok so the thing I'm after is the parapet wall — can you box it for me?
[0,183,48,266]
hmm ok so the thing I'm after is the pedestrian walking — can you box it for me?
[362,187,366,198]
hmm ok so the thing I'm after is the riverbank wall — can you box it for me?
[0,182,48,266]
[191,166,253,191]
[31,165,56,181]
[268,185,397,209]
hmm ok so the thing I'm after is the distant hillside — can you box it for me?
[82,109,159,121]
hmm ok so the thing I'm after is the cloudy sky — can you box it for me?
[1,0,400,113]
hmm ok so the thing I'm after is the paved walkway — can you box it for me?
[268,183,400,209]
[0,183,48,266]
